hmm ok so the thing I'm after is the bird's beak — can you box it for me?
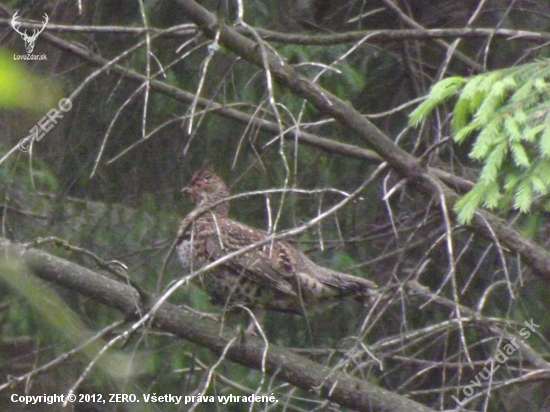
[181,187,190,194]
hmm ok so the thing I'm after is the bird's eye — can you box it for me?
[196,178,208,187]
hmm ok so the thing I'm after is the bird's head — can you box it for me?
[182,166,229,215]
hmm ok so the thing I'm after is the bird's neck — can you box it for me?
[213,201,229,217]
[199,200,229,217]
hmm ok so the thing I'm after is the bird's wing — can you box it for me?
[202,218,298,296]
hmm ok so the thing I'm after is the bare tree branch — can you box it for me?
[2,18,548,45]
[167,0,550,285]
[20,24,472,193]
[0,237,435,412]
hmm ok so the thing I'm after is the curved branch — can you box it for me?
[171,0,550,285]
[254,27,550,45]
[0,237,435,412]
[1,18,547,45]
[178,1,422,179]
[36,27,473,192]
[9,2,550,283]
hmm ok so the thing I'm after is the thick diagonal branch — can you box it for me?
[0,237,434,412]
[172,0,550,283]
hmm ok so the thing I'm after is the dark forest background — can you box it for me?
[0,1,549,411]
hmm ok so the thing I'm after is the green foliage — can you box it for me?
[410,61,550,223]
[0,48,62,111]
[408,76,467,126]
[0,259,138,380]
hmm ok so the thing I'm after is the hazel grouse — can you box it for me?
[177,167,379,314]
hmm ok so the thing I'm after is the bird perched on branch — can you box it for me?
[177,166,379,315]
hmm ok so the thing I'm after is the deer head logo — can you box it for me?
[11,11,49,54]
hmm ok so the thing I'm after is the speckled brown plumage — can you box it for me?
[177,166,379,314]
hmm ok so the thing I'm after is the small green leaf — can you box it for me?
[409,76,466,126]
[511,79,535,103]
[474,80,508,125]
[534,78,547,92]
[504,116,523,142]
[514,179,533,212]
[525,124,545,142]
[469,121,501,159]
[530,175,547,194]
[478,141,507,183]
[482,183,501,209]
[539,127,550,157]
[510,142,530,168]
[454,123,479,143]
[504,173,520,193]
[454,185,486,224]
[534,162,550,185]
[452,96,471,132]
[514,110,528,129]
